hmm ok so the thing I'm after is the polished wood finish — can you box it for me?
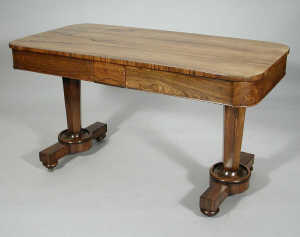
[63,78,81,134]
[9,23,289,82]
[39,77,107,169]
[39,143,69,169]
[93,61,125,87]
[223,106,246,171]
[12,50,93,82]
[200,152,254,216]
[240,151,255,171]
[126,66,233,105]
[10,24,289,106]
[9,24,290,216]
[11,49,288,107]
[11,50,125,87]
[40,122,107,169]
[200,106,252,216]
[232,54,287,106]
[200,183,228,217]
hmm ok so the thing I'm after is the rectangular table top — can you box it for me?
[9,23,289,82]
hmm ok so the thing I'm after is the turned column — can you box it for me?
[200,105,254,216]
[223,106,245,175]
[63,77,82,136]
[39,77,107,170]
[57,78,93,153]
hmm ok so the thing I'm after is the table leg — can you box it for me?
[39,77,107,170]
[200,106,255,216]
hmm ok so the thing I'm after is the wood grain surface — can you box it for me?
[126,66,233,104]
[223,106,246,171]
[9,23,289,82]
[10,24,290,107]
[63,78,81,134]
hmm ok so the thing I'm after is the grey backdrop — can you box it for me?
[1,1,299,236]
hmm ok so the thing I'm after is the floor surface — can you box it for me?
[0,60,299,236]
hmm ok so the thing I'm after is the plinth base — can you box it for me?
[39,122,107,169]
[200,152,254,216]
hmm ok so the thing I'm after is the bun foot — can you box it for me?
[200,208,219,217]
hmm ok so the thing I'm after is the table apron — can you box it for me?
[12,49,287,107]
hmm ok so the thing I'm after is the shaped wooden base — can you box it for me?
[200,152,254,216]
[39,122,107,169]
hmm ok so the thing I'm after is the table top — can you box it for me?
[9,23,289,82]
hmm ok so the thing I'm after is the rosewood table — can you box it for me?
[9,24,289,216]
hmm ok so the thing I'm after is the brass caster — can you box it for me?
[201,208,220,217]
[43,162,58,170]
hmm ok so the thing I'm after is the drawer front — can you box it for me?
[12,50,126,87]
[126,66,233,105]
[93,62,125,87]
[13,50,93,81]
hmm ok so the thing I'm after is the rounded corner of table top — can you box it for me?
[231,53,288,107]
[9,41,16,49]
